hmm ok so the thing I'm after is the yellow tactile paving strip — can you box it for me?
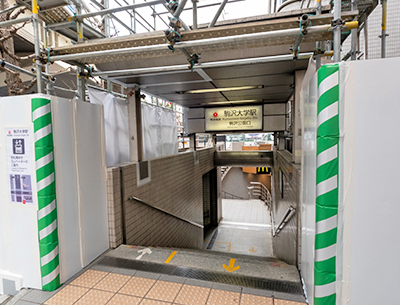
[44,270,306,305]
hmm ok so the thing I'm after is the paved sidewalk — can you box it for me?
[12,267,306,305]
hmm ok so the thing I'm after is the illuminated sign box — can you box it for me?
[205,105,263,131]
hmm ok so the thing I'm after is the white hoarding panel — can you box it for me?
[75,101,109,266]
[205,105,263,131]
[300,72,318,303]
[51,97,82,283]
[0,95,42,293]
[340,58,400,305]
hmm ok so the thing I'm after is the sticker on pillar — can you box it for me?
[6,128,34,205]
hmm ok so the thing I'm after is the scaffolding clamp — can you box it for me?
[187,53,199,71]
[331,18,345,30]
[165,16,182,51]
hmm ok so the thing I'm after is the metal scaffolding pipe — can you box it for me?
[90,0,134,34]
[87,84,127,98]
[381,0,387,58]
[315,0,322,69]
[351,0,358,60]
[0,4,22,15]
[161,2,190,31]
[192,0,198,29]
[47,21,75,30]
[95,53,314,78]
[173,0,188,18]
[73,0,163,20]
[50,24,339,62]
[333,0,342,62]
[208,0,228,28]
[0,59,36,78]
[292,14,310,59]
[53,86,76,93]
[0,15,31,28]
[32,0,43,93]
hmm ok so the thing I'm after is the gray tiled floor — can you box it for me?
[208,199,273,257]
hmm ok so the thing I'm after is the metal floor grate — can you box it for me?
[98,256,303,295]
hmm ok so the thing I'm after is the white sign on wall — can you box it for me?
[5,128,34,206]
[205,105,263,131]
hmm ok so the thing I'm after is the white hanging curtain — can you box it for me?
[142,103,178,160]
[88,88,130,167]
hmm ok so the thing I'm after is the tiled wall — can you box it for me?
[107,148,216,250]
[106,167,123,248]
[272,149,301,267]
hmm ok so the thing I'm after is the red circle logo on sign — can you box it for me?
[213,112,218,117]
[23,200,26,204]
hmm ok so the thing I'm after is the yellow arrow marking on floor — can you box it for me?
[165,251,177,264]
[248,247,257,253]
[223,259,240,273]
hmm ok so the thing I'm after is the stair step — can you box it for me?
[106,245,301,284]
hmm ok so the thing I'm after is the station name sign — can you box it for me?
[205,105,263,131]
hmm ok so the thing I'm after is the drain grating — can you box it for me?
[99,256,303,295]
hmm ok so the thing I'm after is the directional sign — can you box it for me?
[136,248,152,260]
[223,259,240,273]
[248,247,257,253]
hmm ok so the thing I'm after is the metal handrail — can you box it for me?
[248,182,296,236]
[275,205,296,236]
[221,190,244,200]
[128,196,204,229]
[247,182,275,235]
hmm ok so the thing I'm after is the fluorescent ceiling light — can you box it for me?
[202,99,262,105]
[178,85,264,94]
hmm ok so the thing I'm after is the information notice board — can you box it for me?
[5,128,34,206]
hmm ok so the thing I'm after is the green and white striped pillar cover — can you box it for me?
[314,64,339,305]
[32,97,60,291]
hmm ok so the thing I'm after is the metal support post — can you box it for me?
[76,0,86,101]
[104,0,111,92]
[333,0,342,62]
[104,0,110,37]
[32,0,43,93]
[364,19,368,59]
[43,23,53,95]
[315,0,322,69]
[380,0,387,58]
[192,0,198,30]
[351,0,358,60]
[208,0,228,28]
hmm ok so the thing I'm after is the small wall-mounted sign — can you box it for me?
[5,128,34,205]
